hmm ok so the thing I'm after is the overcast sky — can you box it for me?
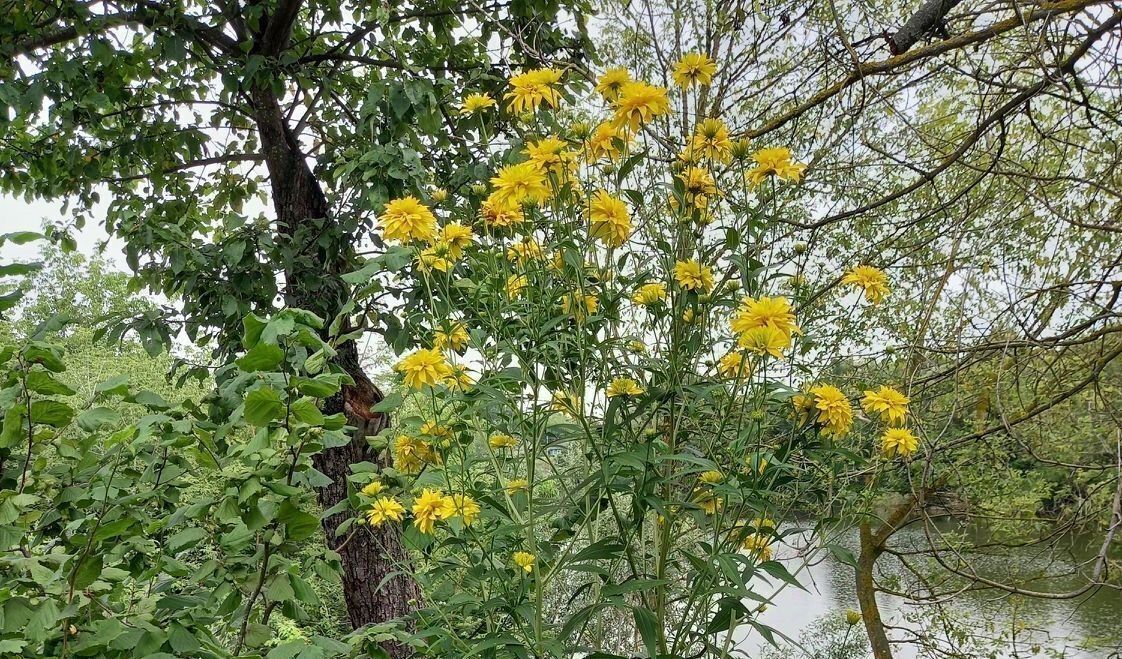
[0,193,120,263]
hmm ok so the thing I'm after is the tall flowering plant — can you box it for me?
[346,54,919,657]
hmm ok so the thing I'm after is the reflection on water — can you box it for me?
[734,521,1122,658]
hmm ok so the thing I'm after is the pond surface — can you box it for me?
[734,521,1122,658]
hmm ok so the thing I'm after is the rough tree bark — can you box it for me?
[249,18,420,653]
[854,495,922,659]
[889,0,964,54]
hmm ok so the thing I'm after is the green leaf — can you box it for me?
[95,374,130,397]
[77,407,121,432]
[371,391,403,413]
[71,554,103,590]
[244,386,284,426]
[131,390,170,410]
[0,231,43,245]
[236,343,285,372]
[25,370,75,396]
[168,527,208,552]
[278,500,319,541]
[632,606,658,657]
[30,399,74,427]
[290,397,324,425]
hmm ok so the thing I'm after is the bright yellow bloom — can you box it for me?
[393,434,440,474]
[433,322,469,353]
[505,274,528,298]
[394,348,453,389]
[606,377,644,397]
[717,351,751,378]
[612,81,671,131]
[841,265,890,304]
[550,390,581,415]
[365,496,406,526]
[561,292,599,320]
[697,492,722,515]
[674,260,714,292]
[585,122,631,162]
[420,420,453,447]
[632,282,667,306]
[678,166,717,208]
[488,433,518,449]
[491,162,551,206]
[588,190,632,247]
[810,385,853,437]
[881,427,919,458]
[412,488,456,534]
[731,296,800,340]
[741,533,773,561]
[595,67,631,101]
[439,223,474,258]
[699,470,723,484]
[737,325,791,359]
[360,481,385,497]
[417,242,455,273]
[683,118,732,163]
[751,517,777,533]
[505,68,563,114]
[506,237,545,264]
[525,135,577,178]
[746,147,807,186]
[672,52,717,87]
[791,393,816,425]
[379,196,437,243]
[505,478,529,493]
[450,493,481,526]
[512,550,536,572]
[445,364,474,392]
[481,193,525,228]
[460,92,496,115]
[862,386,909,425]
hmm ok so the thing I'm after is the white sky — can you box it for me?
[0,193,121,264]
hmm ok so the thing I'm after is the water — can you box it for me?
[734,521,1122,658]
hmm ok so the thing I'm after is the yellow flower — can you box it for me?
[417,242,455,273]
[433,322,470,353]
[439,223,475,258]
[587,190,632,247]
[412,488,456,534]
[717,351,751,378]
[481,193,526,228]
[506,237,544,264]
[791,393,816,425]
[699,470,723,484]
[750,517,777,533]
[585,122,631,162]
[741,533,773,561]
[628,340,647,353]
[683,118,732,163]
[746,147,807,186]
[550,390,581,415]
[737,325,791,359]
[512,550,536,572]
[678,167,717,207]
[810,385,853,437]
[672,52,717,87]
[673,260,714,292]
[393,434,440,474]
[881,427,919,458]
[632,282,667,306]
[505,274,528,298]
[861,386,909,426]
[394,348,453,389]
[525,135,577,178]
[365,496,406,526]
[488,433,518,449]
[420,420,453,446]
[505,67,563,114]
[505,478,529,493]
[379,196,437,243]
[445,365,474,392]
[450,493,481,526]
[561,292,599,320]
[595,67,631,101]
[841,265,890,304]
[430,188,448,203]
[460,92,496,115]
[612,81,671,131]
[360,481,385,497]
[730,296,800,340]
[697,492,722,515]
[491,162,551,206]
[606,377,644,397]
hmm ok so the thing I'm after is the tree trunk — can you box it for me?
[856,521,894,659]
[250,83,419,657]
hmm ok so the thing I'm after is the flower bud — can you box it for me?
[846,609,861,626]
[793,241,807,255]
[430,188,448,203]
[470,183,488,196]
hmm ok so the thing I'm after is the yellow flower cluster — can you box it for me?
[606,377,644,397]
[394,348,453,389]
[842,265,890,304]
[674,260,714,292]
[746,147,807,186]
[505,67,563,114]
[729,296,800,359]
